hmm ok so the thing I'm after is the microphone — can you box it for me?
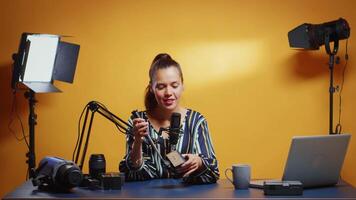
[166,112,186,169]
[131,110,185,170]
[169,112,181,147]
[165,113,186,171]
[131,110,171,168]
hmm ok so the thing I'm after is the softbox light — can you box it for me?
[12,33,80,93]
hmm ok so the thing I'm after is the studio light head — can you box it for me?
[11,33,80,93]
[288,18,350,50]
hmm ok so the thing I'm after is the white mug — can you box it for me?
[225,164,251,189]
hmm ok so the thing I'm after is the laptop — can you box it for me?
[250,134,351,188]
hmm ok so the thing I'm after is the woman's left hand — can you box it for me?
[176,154,203,177]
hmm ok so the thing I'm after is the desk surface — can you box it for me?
[3,179,356,200]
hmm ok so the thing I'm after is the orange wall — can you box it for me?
[0,0,355,197]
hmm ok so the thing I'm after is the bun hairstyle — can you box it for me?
[144,53,184,112]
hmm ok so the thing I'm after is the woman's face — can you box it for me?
[151,66,184,112]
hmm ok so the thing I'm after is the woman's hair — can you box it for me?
[144,53,184,111]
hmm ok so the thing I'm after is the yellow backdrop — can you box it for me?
[0,0,355,197]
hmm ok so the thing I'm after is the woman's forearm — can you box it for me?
[130,138,143,168]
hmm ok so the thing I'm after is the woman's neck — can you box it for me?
[153,107,181,121]
[147,106,187,131]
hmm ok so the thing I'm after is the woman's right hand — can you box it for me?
[130,118,148,167]
[132,118,148,142]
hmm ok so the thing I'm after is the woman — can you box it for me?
[119,53,219,184]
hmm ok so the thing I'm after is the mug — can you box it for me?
[225,164,251,189]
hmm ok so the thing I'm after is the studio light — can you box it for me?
[12,33,80,93]
[288,18,351,134]
[11,33,80,178]
[288,18,350,51]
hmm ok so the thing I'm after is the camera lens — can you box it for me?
[57,164,83,188]
[89,154,106,179]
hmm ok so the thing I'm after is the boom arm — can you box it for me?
[73,101,132,170]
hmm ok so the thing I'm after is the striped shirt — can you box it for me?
[119,109,220,184]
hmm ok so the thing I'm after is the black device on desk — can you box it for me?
[263,181,303,196]
[79,154,123,190]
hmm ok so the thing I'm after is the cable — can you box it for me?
[8,91,29,148]
[94,101,127,134]
[115,124,127,134]
[335,39,349,134]
[72,103,89,161]
[72,101,130,161]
